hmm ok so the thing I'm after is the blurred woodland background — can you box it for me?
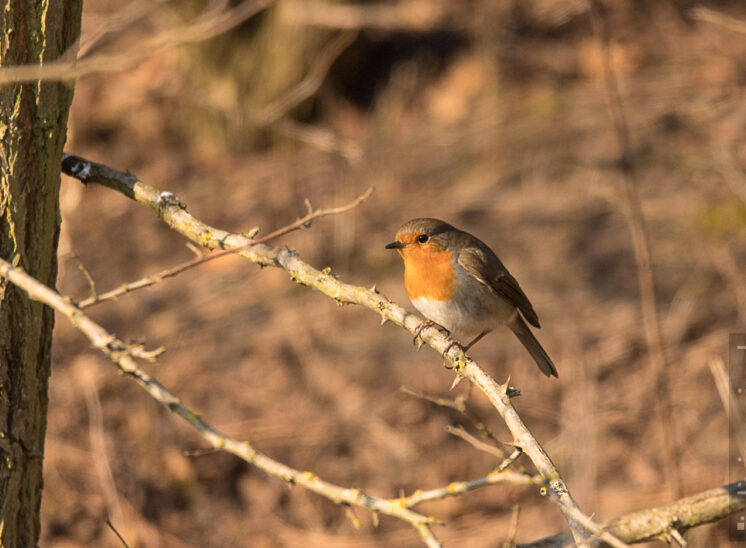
[44,0,746,546]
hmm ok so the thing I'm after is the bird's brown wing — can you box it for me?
[457,246,541,328]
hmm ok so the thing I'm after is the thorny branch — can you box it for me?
[0,257,443,548]
[59,152,610,543]
[520,482,746,547]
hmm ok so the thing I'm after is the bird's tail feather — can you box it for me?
[508,315,558,378]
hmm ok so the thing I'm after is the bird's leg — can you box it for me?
[442,341,463,360]
[442,330,490,359]
[464,331,489,351]
[412,319,450,346]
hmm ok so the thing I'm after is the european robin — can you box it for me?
[386,218,558,378]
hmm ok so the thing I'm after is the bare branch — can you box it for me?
[0,258,442,548]
[59,152,597,541]
[395,469,538,509]
[445,425,508,461]
[521,482,746,547]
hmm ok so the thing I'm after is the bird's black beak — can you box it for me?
[385,241,405,250]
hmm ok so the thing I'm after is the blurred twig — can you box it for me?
[445,425,513,461]
[80,369,127,542]
[74,184,373,309]
[282,0,445,31]
[589,0,681,498]
[0,257,443,548]
[253,30,358,126]
[692,6,746,34]
[503,504,520,548]
[0,0,274,84]
[105,518,131,548]
[273,119,363,164]
[77,0,163,59]
[59,153,598,543]
[401,385,512,461]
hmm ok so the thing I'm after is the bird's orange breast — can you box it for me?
[401,245,456,301]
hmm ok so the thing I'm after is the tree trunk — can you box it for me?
[0,1,82,545]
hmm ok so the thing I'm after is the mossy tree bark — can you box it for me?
[0,1,82,545]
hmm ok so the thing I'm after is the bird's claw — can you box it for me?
[441,340,464,360]
[412,320,449,346]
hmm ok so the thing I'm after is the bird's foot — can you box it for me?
[441,340,465,362]
[412,320,449,346]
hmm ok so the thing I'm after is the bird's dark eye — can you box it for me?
[417,234,429,243]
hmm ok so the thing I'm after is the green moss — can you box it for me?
[695,200,746,237]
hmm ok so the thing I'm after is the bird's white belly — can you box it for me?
[411,296,515,340]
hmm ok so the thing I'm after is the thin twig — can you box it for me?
[282,0,445,31]
[105,518,131,548]
[395,469,538,509]
[445,425,508,460]
[669,527,687,547]
[401,386,507,459]
[0,258,442,548]
[255,186,374,243]
[78,0,161,59]
[692,6,746,34]
[75,186,373,308]
[589,0,681,498]
[503,504,520,548]
[82,371,126,542]
[71,253,98,302]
